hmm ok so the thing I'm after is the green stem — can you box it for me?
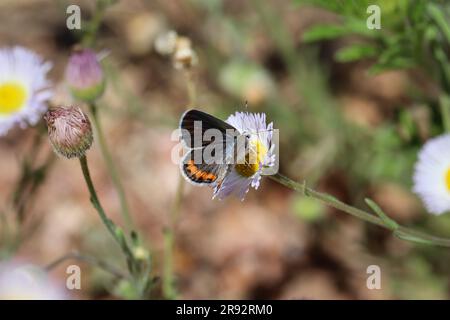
[427,3,450,44]
[439,94,450,133]
[82,0,107,48]
[14,153,56,224]
[185,71,196,107]
[79,155,135,267]
[79,155,118,240]
[45,251,128,279]
[162,176,185,300]
[89,103,134,232]
[270,173,450,247]
[162,228,176,299]
[162,70,196,299]
[12,122,48,221]
[80,156,155,298]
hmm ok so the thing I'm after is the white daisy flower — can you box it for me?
[0,262,67,300]
[413,134,450,215]
[213,111,276,200]
[0,46,53,136]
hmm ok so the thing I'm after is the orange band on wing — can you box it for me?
[185,160,217,182]
[186,160,197,174]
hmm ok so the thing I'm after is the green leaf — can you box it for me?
[335,43,377,62]
[427,3,450,44]
[302,18,379,44]
[369,56,416,74]
[302,24,351,42]
[424,25,439,43]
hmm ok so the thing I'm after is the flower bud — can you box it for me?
[44,106,93,159]
[65,48,105,102]
[133,246,150,261]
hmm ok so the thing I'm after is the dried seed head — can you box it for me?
[44,106,93,159]
[65,48,105,102]
[172,36,198,70]
[155,31,198,70]
[173,46,198,70]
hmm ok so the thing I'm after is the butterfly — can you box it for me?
[179,109,243,187]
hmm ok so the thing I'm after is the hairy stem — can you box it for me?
[79,155,119,240]
[89,103,134,232]
[82,0,108,48]
[79,156,135,267]
[270,173,450,247]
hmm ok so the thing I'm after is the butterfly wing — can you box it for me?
[180,109,237,148]
[179,109,238,186]
[180,149,231,185]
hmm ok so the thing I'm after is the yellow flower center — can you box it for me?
[445,168,450,192]
[235,139,268,178]
[0,82,27,115]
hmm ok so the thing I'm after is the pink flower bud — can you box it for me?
[65,48,105,102]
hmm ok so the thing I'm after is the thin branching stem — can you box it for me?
[185,71,196,108]
[270,173,450,247]
[45,251,128,279]
[82,0,108,48]
[79,155,135,267]
[163,69,196,299]
[79,155,119,241]
[88,103,134,232]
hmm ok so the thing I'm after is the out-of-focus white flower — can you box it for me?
[0,46,52,136]
[413,134,450,215]
[126,12,167,56]
[154,30,178,56]
[154,31,198,70]
[213,112,276,200]
[0,262,67,300]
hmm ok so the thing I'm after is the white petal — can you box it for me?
[0,46,52,136]
[413,134,450,215]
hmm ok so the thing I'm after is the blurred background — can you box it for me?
[1,0,450,299]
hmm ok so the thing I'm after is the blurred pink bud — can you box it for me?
[65,48,105,102]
